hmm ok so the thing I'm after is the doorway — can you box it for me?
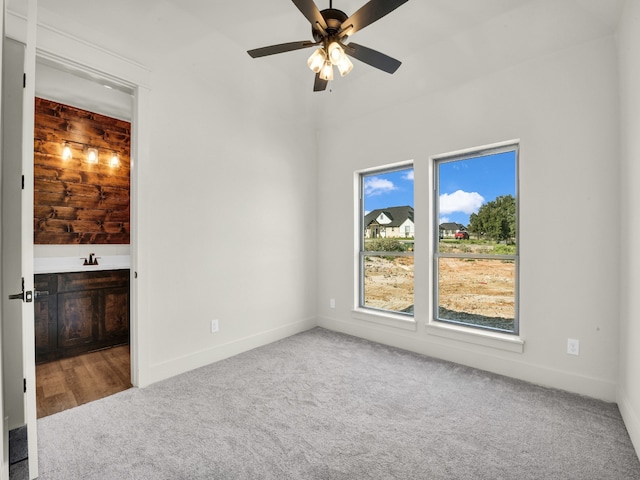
[33,57,135,418]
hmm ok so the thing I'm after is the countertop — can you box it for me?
[34,255,131,274]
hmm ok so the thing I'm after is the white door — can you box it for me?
[1,2,39,477]
[1,2,7,477]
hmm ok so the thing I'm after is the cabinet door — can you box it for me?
[34,275,57,364]
[34,294,58,363]
[34,296,57,363]
[101,286,129,342]
[57,290,99,349]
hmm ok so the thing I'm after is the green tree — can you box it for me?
[468,194,516,242]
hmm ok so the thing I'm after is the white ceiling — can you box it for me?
[35,60,133,121]
[7,0,624,117]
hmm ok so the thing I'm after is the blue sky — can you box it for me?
[363,168,414,213]
[363,151,516,226]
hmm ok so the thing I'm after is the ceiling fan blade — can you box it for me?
[339,0,408,37]
[345,42,401,74]
[314,73,328,92]
[247,41,316,58]
[292,0,328,31]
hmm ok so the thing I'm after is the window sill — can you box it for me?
[426,321,524,353]
[351,308,417,331]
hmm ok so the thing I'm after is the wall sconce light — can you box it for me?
[61,142,72,161]
[85,147,99,164]
[59,139,122,167]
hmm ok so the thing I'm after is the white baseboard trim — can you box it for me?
[142,317,317,387]
[618,389,640,459]
[318,315,617,402]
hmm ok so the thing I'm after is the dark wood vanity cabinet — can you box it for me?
[34,274,58,363]
[34,269,130,364]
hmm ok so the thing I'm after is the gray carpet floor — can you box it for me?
[37,327,640,479]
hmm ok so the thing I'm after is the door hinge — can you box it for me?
[22,175,25,190]
[23,73,26,88]
[23,378,26,393]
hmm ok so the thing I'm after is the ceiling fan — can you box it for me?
[247,0,409,92]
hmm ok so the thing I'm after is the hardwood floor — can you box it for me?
[36,345,131,419]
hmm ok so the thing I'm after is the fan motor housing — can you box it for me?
[313,8,349,41]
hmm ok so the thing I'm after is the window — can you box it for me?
[434,143,518,334]
[359,164,414,316]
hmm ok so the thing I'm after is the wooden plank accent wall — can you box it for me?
[34,98,131,244]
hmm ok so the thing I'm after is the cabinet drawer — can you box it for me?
[58,269,129,293]
[35,273,58,295]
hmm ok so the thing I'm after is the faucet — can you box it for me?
[83,253,99,266]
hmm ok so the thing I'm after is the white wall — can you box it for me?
[35,61,133,121]
[138,28,318,383]
[618,0,640,457]
[317,35,621,402]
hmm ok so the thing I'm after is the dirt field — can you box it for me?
[437,257,515,327]
[364,245,515,328]
[364,256,414,313]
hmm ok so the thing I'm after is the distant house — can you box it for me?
[364,206,414,238]
[439,222,467,239]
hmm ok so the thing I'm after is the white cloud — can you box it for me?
[439,190,484,215]
[439,216,451,224]
[365,177,397,196]
[403,170,414,181]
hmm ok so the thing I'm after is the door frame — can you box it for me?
[32,49,146,387]
[23,2,38,477]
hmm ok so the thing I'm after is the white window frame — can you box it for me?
[353,160,416,331]
[428,141,523,352]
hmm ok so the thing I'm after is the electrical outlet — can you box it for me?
[211,319,219,333]
[567,338,579,356]
[330,298,336,309]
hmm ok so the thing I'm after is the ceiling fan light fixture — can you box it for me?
[319,61,334,81]
[307,48,327,73]
[337,55,354,77]
[247,0,409,92]
[327,41,345,65]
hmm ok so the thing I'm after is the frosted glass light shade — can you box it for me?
[307,48,327,73]
[337,56,354,77]
[319,61,334,81]
[327,42,345,65]
[61,142,72,160]
[86,147,99,164]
